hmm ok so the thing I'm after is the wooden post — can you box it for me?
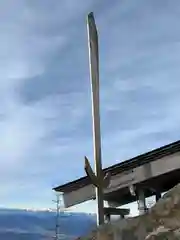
[138,189,147,215]
[155,191,161,202]
[86,12,104,226]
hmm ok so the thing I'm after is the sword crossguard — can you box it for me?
[84,156,111,188]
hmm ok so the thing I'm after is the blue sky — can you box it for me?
[1,0,180,213]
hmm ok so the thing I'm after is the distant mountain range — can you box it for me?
[0,208,96,239]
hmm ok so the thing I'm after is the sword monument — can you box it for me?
[84,12,110,226]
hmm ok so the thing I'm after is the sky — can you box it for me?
[0,0,180,214]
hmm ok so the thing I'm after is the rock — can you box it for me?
[79,183,180,240]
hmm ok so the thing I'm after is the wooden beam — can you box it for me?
[104,207,130,216]
[107,201,121,208]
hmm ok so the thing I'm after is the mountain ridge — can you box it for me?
[0,208,96,239]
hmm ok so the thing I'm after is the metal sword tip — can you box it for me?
[87,12,94,18]
[87,12,95,23]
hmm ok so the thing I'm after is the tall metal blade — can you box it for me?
[87,12,104,226]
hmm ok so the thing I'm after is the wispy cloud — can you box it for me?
[0,0,180,212]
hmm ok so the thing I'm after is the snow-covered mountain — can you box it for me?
[0,208,96,239]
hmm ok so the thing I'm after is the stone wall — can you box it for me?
[80,183,180,240]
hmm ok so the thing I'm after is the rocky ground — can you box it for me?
[79,183,180,240]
